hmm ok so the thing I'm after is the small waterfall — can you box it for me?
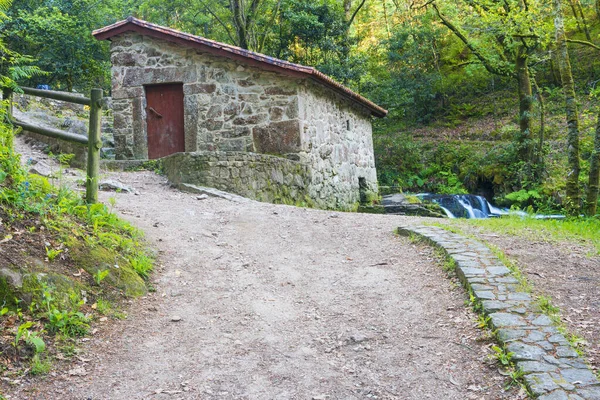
[417,193,505,219]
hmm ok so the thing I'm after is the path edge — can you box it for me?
[397,225,600,400]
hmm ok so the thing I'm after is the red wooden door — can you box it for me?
[145,83,185,159]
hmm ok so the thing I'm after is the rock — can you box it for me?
[68,366,88,376]
[506,342,546,361]
[381,194,446,218]
[29,163,53,177]
[489,312,527,328]
[196,194,209,200]
[524,373,560,396]
[99,179,134,193]
[171,316,182,322]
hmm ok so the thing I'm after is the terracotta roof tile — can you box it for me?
[93,17,387,117]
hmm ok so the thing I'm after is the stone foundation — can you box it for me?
[162,152,313,207]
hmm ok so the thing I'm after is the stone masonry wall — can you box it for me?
[162,152,311,206]
[298,81,378,209]
[110,33,301,159]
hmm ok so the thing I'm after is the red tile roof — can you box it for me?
[93,17,387,118]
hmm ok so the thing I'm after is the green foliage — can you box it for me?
[93,269,110,285]
[2,0,124,91]
[45,246,62,262]
[130,255,153,280]
[45,308,89,337]
[42,283,89,337]
[504,189,542,208]
[30,353,51,375]
[491,344,513,366]
[13,320,46,355]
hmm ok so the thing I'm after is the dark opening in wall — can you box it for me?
[358,177,367,204]
[346,120,351,131]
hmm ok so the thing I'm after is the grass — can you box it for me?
[0,110,154,376]
[448,215,600,255]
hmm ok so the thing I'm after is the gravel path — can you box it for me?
[7,137,515,399]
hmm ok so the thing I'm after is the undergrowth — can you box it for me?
[0,101,154,377]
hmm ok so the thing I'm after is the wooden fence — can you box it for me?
[8,87,103,204]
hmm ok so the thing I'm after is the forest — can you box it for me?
[2,0,600,215]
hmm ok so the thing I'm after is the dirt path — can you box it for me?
[7,137,517,399]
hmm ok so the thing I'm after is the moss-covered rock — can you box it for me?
[70,245,147,297]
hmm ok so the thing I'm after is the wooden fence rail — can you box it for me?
[9,87,103,204]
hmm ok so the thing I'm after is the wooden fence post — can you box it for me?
[86,88,103,204]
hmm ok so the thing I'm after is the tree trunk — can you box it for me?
[569,0,583,32]
[230,0,249,49]
[554,0,582,214]
[575,0,592,41]
[516,49,534,161]
[532,77,546,166]
[587,111,600,215]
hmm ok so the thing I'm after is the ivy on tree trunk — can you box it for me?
[554,0,582,214]
[516,49,534,161]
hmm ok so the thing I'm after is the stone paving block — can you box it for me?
[539,341,556,351]
[557,347,580,358]
[518,360,560,373]
[525,373,561,396]
[467,277,487,283]
[457,266,486,281]
[559,358,589,369]
[509,306,528,314]
[533,315,554,326]
[545,355,561,365]
[549,334,569,345]
[455,259,483,269]
[577,387,600,399]
[561,368,600,386]
[526,330,547,342]
[474,290,496,300]
[497,328,527,341]
[508,292,532,301]
[471,283,494,291]
[538,390,570,400]
[507,341,546,361]
[482,300,509,312]
[487,265,512,276]
[495,276,520,284]
[490,312,527,328]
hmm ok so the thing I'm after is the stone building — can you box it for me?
[94,17,387,210]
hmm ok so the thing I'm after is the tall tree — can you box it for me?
[553,0,581,213]
[588,111,600,215]
[430,0,550,164]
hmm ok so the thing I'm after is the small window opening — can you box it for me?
[346,119,351,131]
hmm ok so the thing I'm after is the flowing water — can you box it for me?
[416,193,507,219]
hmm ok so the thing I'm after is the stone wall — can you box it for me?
[162,152,312,206]
[298,81,378,209]
[110,33,301,159]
